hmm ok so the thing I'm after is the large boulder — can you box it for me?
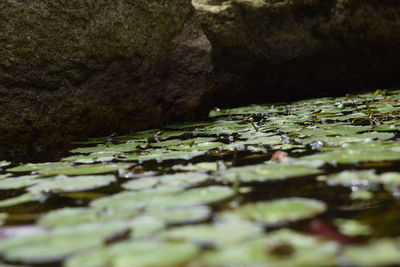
[194,0,400,106]
[0,0,214,149]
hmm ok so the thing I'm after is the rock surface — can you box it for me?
[0,0,214,149]
[194,0,400,106]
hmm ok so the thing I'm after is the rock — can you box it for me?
[0,0,214,150]
[194,0,400,106]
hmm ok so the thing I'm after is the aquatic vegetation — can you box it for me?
[1,89,400,265]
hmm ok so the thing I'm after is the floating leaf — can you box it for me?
[7,162,72,173]
[0,220,140,264]
[341,239,400,267]
[0,175,38,190]
[160,220,263,248]
[62,152,118,163]
[301,148,400,164]
[120,149,205,162]
[122,172,209,191]
[38,164,131,177]
[172,162,218,172]
[28,175,116,195]
[145,206,212,226]
[202,229,339,266]
[65,241,199,267]
[233,198,326,226]
[0,193,44,208]
[334,219,372,237]
[0,161,11,168]
[217,161,324,183]
[0,174,13,179]
[91,186,234,211]
[70,142,145,154]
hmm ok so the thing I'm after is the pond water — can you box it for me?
[1,90,400,266]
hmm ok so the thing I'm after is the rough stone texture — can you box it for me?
[194,0,400,106]
[0,0,214,149]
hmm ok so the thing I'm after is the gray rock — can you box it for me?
[0,0,214,149]
[194,0,400,105]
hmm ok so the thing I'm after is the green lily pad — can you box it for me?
[65,241,199,267]
[334,219,372,237]
[91,186,234,211]
[61,152,118,163]
[172,162,218,172]
[150,137,215,148]
[120,149,205,162]
[0,161,11,168]
[160,220,263,248]
[70,142,145,154]
[209,105,271,117]
[7,162,72,173]
[0,175,38,190]
[0,220,142,264]
[202,229,339,266]
[318,170,400,196]
[169,141,224,151]
[38,208,99,227]
[301,148,400,164]
[145,206,212,226]
[233,198,326,226]
[217,161,324,184]
[297,132,394,146]
[222,135,283,150]
[0,173,13,179]
[317,170,380,187]
[38,164,131,177]
[341,239,400,267]
[122,172,209,191]
[28,175,116,194]
[0,193,44,208]
[38,207,142,228]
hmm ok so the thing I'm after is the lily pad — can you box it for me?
[120,149,205,162]
[334,219,372,237]
[38,164,131,177]
[0,220,141,264]
[38,207,142,228]
[297,132,394,146]
[341,239,400,267]
[38,208,99,227]
[0,193,44,208]
[0,173,13,179]
[301,148,400,164]
[122,172,209,191]
[172,162,218,172]
[0,161,11,168]
[217,161,324,183]
[28,175,116,194]
[91,186,234,211]
[145,206,212,226]
[0,175,38,190]
[7,162,72,173]
[65,241,199,267]
[70,142,145,154]
[233,198,326,226]
[61,152,118,163]
[202,229,339,266]
[160,220,263,248]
